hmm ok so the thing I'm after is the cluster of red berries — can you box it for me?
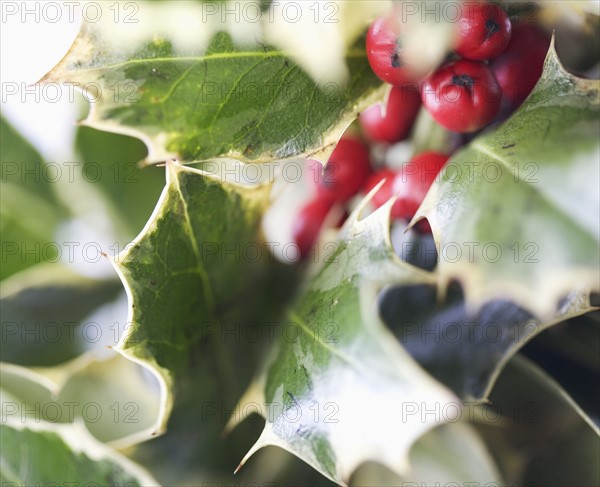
[293,2,550,259]
[367,2,550,132]
[293,137,448,258]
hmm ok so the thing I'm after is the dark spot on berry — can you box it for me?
[391,51,402,68]
[485,19,500,39]
[451,74,474,89]
[502,143,516,149]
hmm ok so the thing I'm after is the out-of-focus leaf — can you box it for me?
[74,127,164,240]
[0,420,159,485]
[380,283,594,400]
[0,117,68,279]
[522,311,600,427]
[350,422,501,486]
[0,353,161,448]
[477,355,599,486]
[0,263,122,366]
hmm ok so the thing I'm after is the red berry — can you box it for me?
[455,2,512,61]
[292,196,335,259]
[366,15,416,87]
[421,59,501,133]
[392,152,449,220]
[363,152,448,221]
[307,136,371,202]
[359,86,422,144]
[489,23,550,107]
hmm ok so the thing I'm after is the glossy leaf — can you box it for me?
[416,44,600,317]
[235,202,457,485]
[43,26,383,164]
[113,161,272,435]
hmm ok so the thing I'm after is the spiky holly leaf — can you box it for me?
[1,354,160,448]
[350,422,502,485]
[112,161,271,435]
[0,420,158,485]
[234,202,457,485]
[41,22,383,164]
[415,43,600,317]
[479,355,599,486]
[380,282,594,400]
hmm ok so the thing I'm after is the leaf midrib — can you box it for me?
[171,168,218,319]
[288,310,369,375]
[70,48,368,74]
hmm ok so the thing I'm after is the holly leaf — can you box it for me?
[380,281,594,400]
[416,42,600,317]
[0,420,158,486]
[479,355,599,486]
[522,311,600,428]
[112,161,272,435]
[74,126,165,241]
[1,353,161,448]
[42,25,382,164]
[234,202,457,485]
[0,263,122,366]
[0,117,68,280]
[350,422,502,486]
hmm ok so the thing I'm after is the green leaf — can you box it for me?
[522,311,600,427]
[350,422,502,486]
[1,353,161,448]
[0,420,159,485]
[42,26,383,163]
[0,263,122,366]
[478,355,599,486]
[0,117,68,280]
[74,126,165,240]
[381,282,594,400]
[235,203,457,485]
[416,43,600,317]
[113,161,272,435]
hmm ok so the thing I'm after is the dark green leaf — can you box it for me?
[114,161,272,434]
